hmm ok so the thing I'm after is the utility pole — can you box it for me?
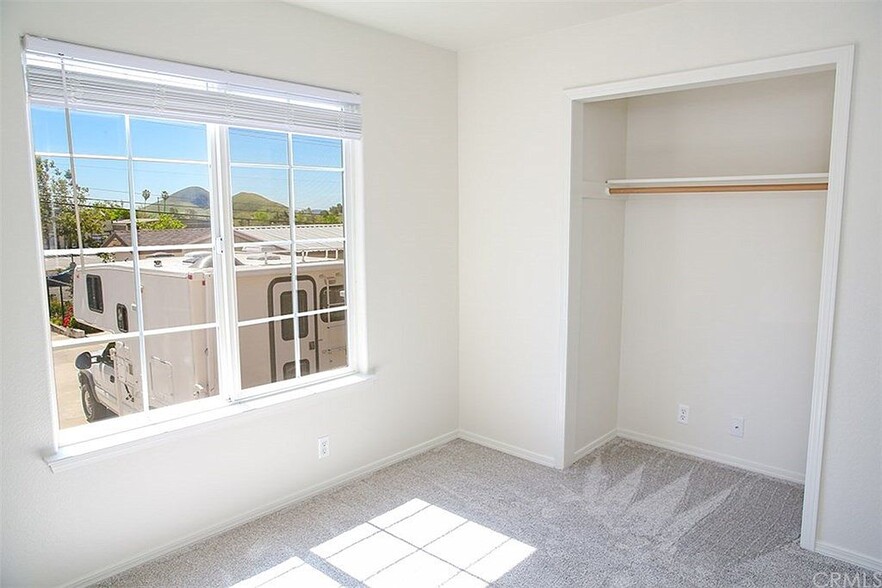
[60,58,85,268]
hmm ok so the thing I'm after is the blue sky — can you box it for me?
[30,106,344,211]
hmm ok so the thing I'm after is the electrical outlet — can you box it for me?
[318,436,330,459]
[677,404,689,425]
[730,417,745,438]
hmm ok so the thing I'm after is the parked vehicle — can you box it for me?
[72,248,347,421]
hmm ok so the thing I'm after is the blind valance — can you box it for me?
[23,36,361,139]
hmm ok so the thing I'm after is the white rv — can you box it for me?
[72,248,347,422]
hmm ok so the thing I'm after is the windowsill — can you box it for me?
[44,371,374,473]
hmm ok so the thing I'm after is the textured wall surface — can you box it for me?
[1,2,459,585]
[459,1,880,563]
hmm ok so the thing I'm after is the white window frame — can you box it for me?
[23,40,370,465]
[217,126,366,403]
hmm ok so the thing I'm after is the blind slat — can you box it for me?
[24,49,361,139]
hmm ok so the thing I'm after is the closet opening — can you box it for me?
[561,47,854,554]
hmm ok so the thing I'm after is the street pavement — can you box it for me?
[50,332,105,429]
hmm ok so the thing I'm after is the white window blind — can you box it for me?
[23,36,361,139]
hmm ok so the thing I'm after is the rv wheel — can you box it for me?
[80,381,108,422]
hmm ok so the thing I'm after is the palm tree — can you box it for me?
[160,190,170,213]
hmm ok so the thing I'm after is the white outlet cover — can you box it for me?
[677,404,689,424]
[318,436,330,458]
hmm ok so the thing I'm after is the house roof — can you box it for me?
[235,224,344,251]
[104,227,213,248]
[103,224,344,252]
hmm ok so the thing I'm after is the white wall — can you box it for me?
[618,192,826,480]
[576,199,624,452]
[613,73,832,480]
[0,2,458,585]
[573,100,627,454]
[574,73,832,478]
[624,72,835,177]
[459,0,881,564]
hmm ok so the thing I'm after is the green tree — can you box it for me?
[252,210,272,225]
[160,190,170,213]
[140,214,185,231]
[35,156,107,248]
[102,202,130,222]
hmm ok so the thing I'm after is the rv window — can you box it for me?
[283,359,310,379]
[319,285,346,323]
[99,342,115,368]
[280,290,309,340]
[86,274,104,313]
[116,304,129,332]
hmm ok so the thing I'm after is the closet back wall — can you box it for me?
[618,194,826,480]
[625,73,835,177]
[616,73,835,480]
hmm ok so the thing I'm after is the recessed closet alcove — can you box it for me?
[563,49,853,549]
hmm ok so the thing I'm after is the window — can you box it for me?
[115,303,128,332]
[280,290,309,341]
[99,342,115,368]
[85,275,103,313]
[26,37,363,443]
[283,359,311,379]
[320,285,346,323]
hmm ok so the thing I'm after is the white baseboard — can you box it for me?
[457,429,556,467]
[66,430,459,588]
[572,430,618,462]
[816,541,882,573]
[66,427,851,587]
[616,429,805,484]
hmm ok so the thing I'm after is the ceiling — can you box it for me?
[285,1,669,52]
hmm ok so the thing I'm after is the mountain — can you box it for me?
[231,192,288,214]
[169,186,210,208]
[139,186,209,213]
[138,186,302,226]
[139,187,286,214]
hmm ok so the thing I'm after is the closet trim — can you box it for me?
[559,45,855,555]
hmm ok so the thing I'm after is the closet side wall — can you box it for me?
[578,201,625,452]
[616,75,834,480]
[575,102,626,453]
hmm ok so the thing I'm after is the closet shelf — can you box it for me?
[605,173,829,195]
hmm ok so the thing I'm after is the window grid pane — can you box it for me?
[30,82,356,435]
[229,126,348,389]
[35,104,222,431]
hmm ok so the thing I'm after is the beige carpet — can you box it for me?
[98,439,872,587]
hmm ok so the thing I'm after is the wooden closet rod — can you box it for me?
[608,182,828,195]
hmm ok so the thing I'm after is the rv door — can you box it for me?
[93,343,119,411]
[269,277,319,381]
[114,339,142,415]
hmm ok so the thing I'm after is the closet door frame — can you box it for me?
[560,45,855,553]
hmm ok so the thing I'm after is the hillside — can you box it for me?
[139,187,287,216]
[168,186,210,208]
[231,192,288,213]
[139,186,210,214]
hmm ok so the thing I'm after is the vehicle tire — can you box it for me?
[80,380,108,422]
